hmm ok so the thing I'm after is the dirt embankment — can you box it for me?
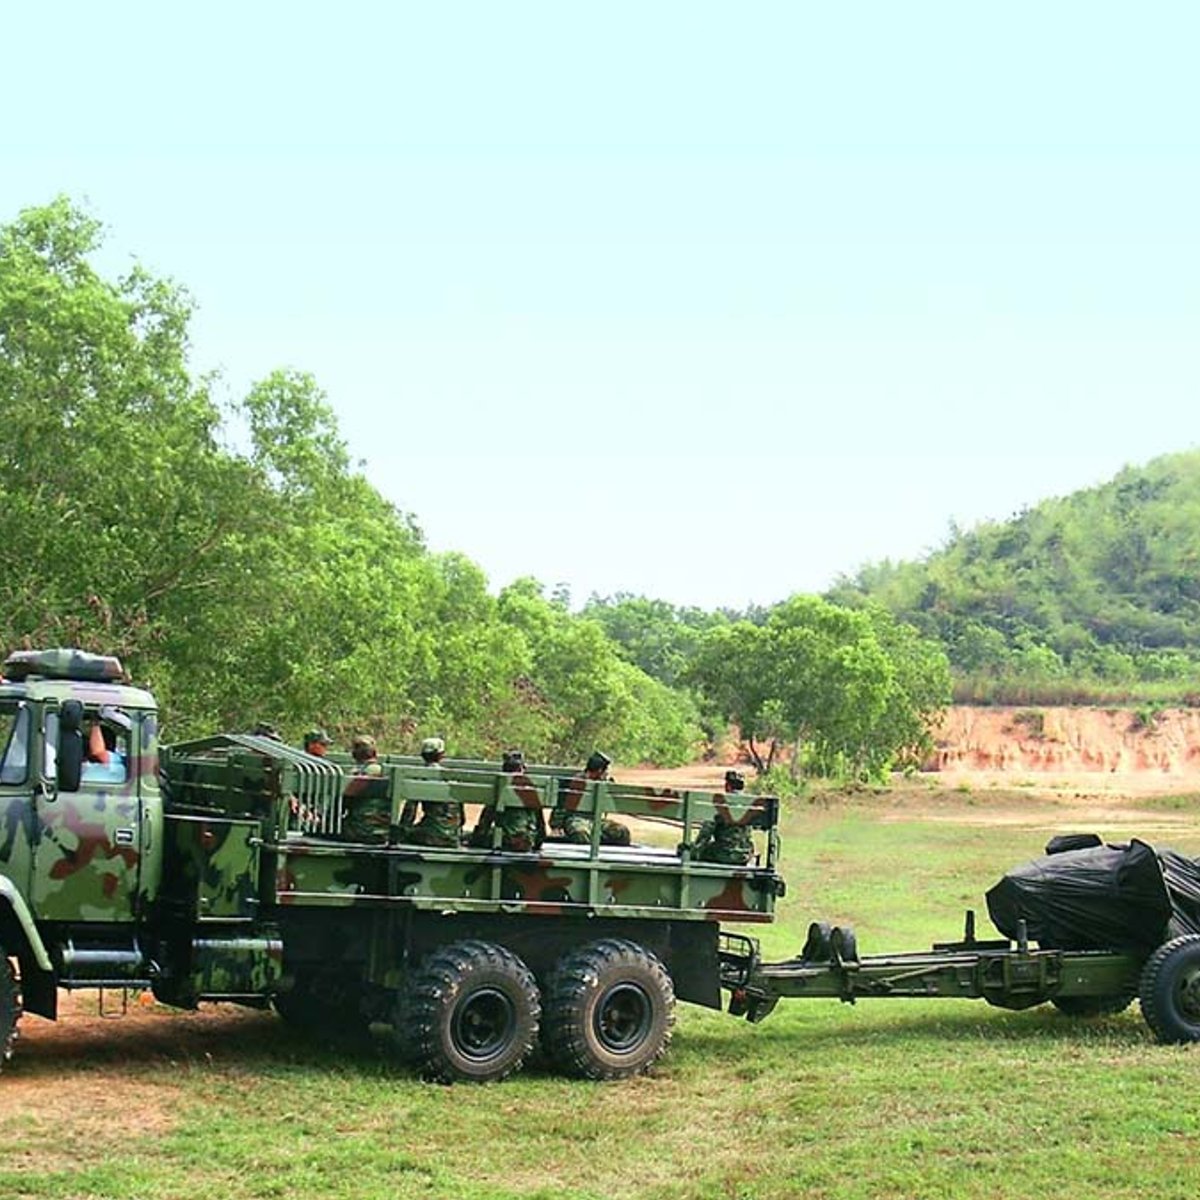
[629,707,1200,795]
[930,706,1200,792]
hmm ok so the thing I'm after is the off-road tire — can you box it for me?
[0,952,19,1069]
[1139,935,1200,1044]
[1051,990,1135,1018]
[397,940,540,1083]
[542,938,675,1080]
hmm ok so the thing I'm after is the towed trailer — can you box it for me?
[717,912,1200,1044]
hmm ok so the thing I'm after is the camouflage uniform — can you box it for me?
[682,769,754,864]
[469,751,544,852]
[549,752,630,847]
[399,737,462,848]
[689,817,754,865]
[342,735,389,842]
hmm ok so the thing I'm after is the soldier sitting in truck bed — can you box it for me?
[679,770,755,865]
[549,752,631,847]
[342,735,389,841]
[397,737,463,847]
[468,750,546,852]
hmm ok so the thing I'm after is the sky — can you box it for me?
[4,2,1198,610]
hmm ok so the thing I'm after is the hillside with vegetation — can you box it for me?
[826,452,1200,704]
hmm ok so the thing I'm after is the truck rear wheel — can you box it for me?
[0,951,19,1069]
[543,938,674,1080]
[397,940,540,1083]
[1139,935,1200,1043]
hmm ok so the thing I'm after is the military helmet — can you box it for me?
[351,734,377,757]
[420,736,446,760]
[585,751,612,774]
[304,728,331,747]
[724,769,746,792]
[501,749,525,772]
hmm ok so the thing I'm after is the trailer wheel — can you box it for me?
[1050,991,1135,1018]
[1139,935,1200,1044]
[0,950,20,1070]
[397,940,540,1083]
[543,938,675,1080]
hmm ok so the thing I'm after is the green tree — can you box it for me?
[0,197,708,766]
[689,595,949,781]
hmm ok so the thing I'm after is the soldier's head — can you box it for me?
[421,736,446,764]
[501,749,524,774]
[351,734,377,764]
[724,769,746,793]
[584,751,612,779]
[253,722,281,741]
[304,728,331,757]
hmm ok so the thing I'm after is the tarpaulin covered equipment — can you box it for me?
[986,836,1200,952]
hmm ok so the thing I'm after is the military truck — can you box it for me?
[0,648,783,1082]
[3,648,1199,1086]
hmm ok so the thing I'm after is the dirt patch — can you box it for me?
[0,993,276,1150]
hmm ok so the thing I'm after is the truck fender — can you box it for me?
[0,876,54,972]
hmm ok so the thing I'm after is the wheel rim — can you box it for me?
[594,982,653,1054]
[453,987,517,1062]
[1175,966,1200,1024]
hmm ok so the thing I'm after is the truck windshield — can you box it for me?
[0,703,30,786]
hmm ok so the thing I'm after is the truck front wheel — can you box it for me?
[543,938,675,1080]
[1139,935,1200,1043]
[0,951,18,1069]
[396,940,540,1083]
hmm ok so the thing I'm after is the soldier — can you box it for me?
[469,750,545,852]
[342,734,390,841]
[398,736,462,847]
[549,751,630,847]
[684,769,755,865]
[351,734,383,776]
[304,728,332,758]
[252,722,282,741]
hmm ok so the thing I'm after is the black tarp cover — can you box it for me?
[985,837,1200,952]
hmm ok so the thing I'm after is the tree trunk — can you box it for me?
[746,735,766,773]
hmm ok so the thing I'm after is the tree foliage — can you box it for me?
[0,198,698,763]
[687,596,951,781]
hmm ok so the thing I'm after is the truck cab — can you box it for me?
[0,649,162,1017]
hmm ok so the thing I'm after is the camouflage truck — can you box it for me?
[4,649,1199,1086]
[0,649,783,1082]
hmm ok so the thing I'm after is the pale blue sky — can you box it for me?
[4,2,1198,608]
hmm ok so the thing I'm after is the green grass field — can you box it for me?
[4,785,1200,1200]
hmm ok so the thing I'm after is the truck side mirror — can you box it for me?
[57,700,84,793]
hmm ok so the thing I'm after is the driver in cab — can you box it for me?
[81,706,131,784]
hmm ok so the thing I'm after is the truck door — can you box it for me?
[0,701,37,899]
[31,703,144,923]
